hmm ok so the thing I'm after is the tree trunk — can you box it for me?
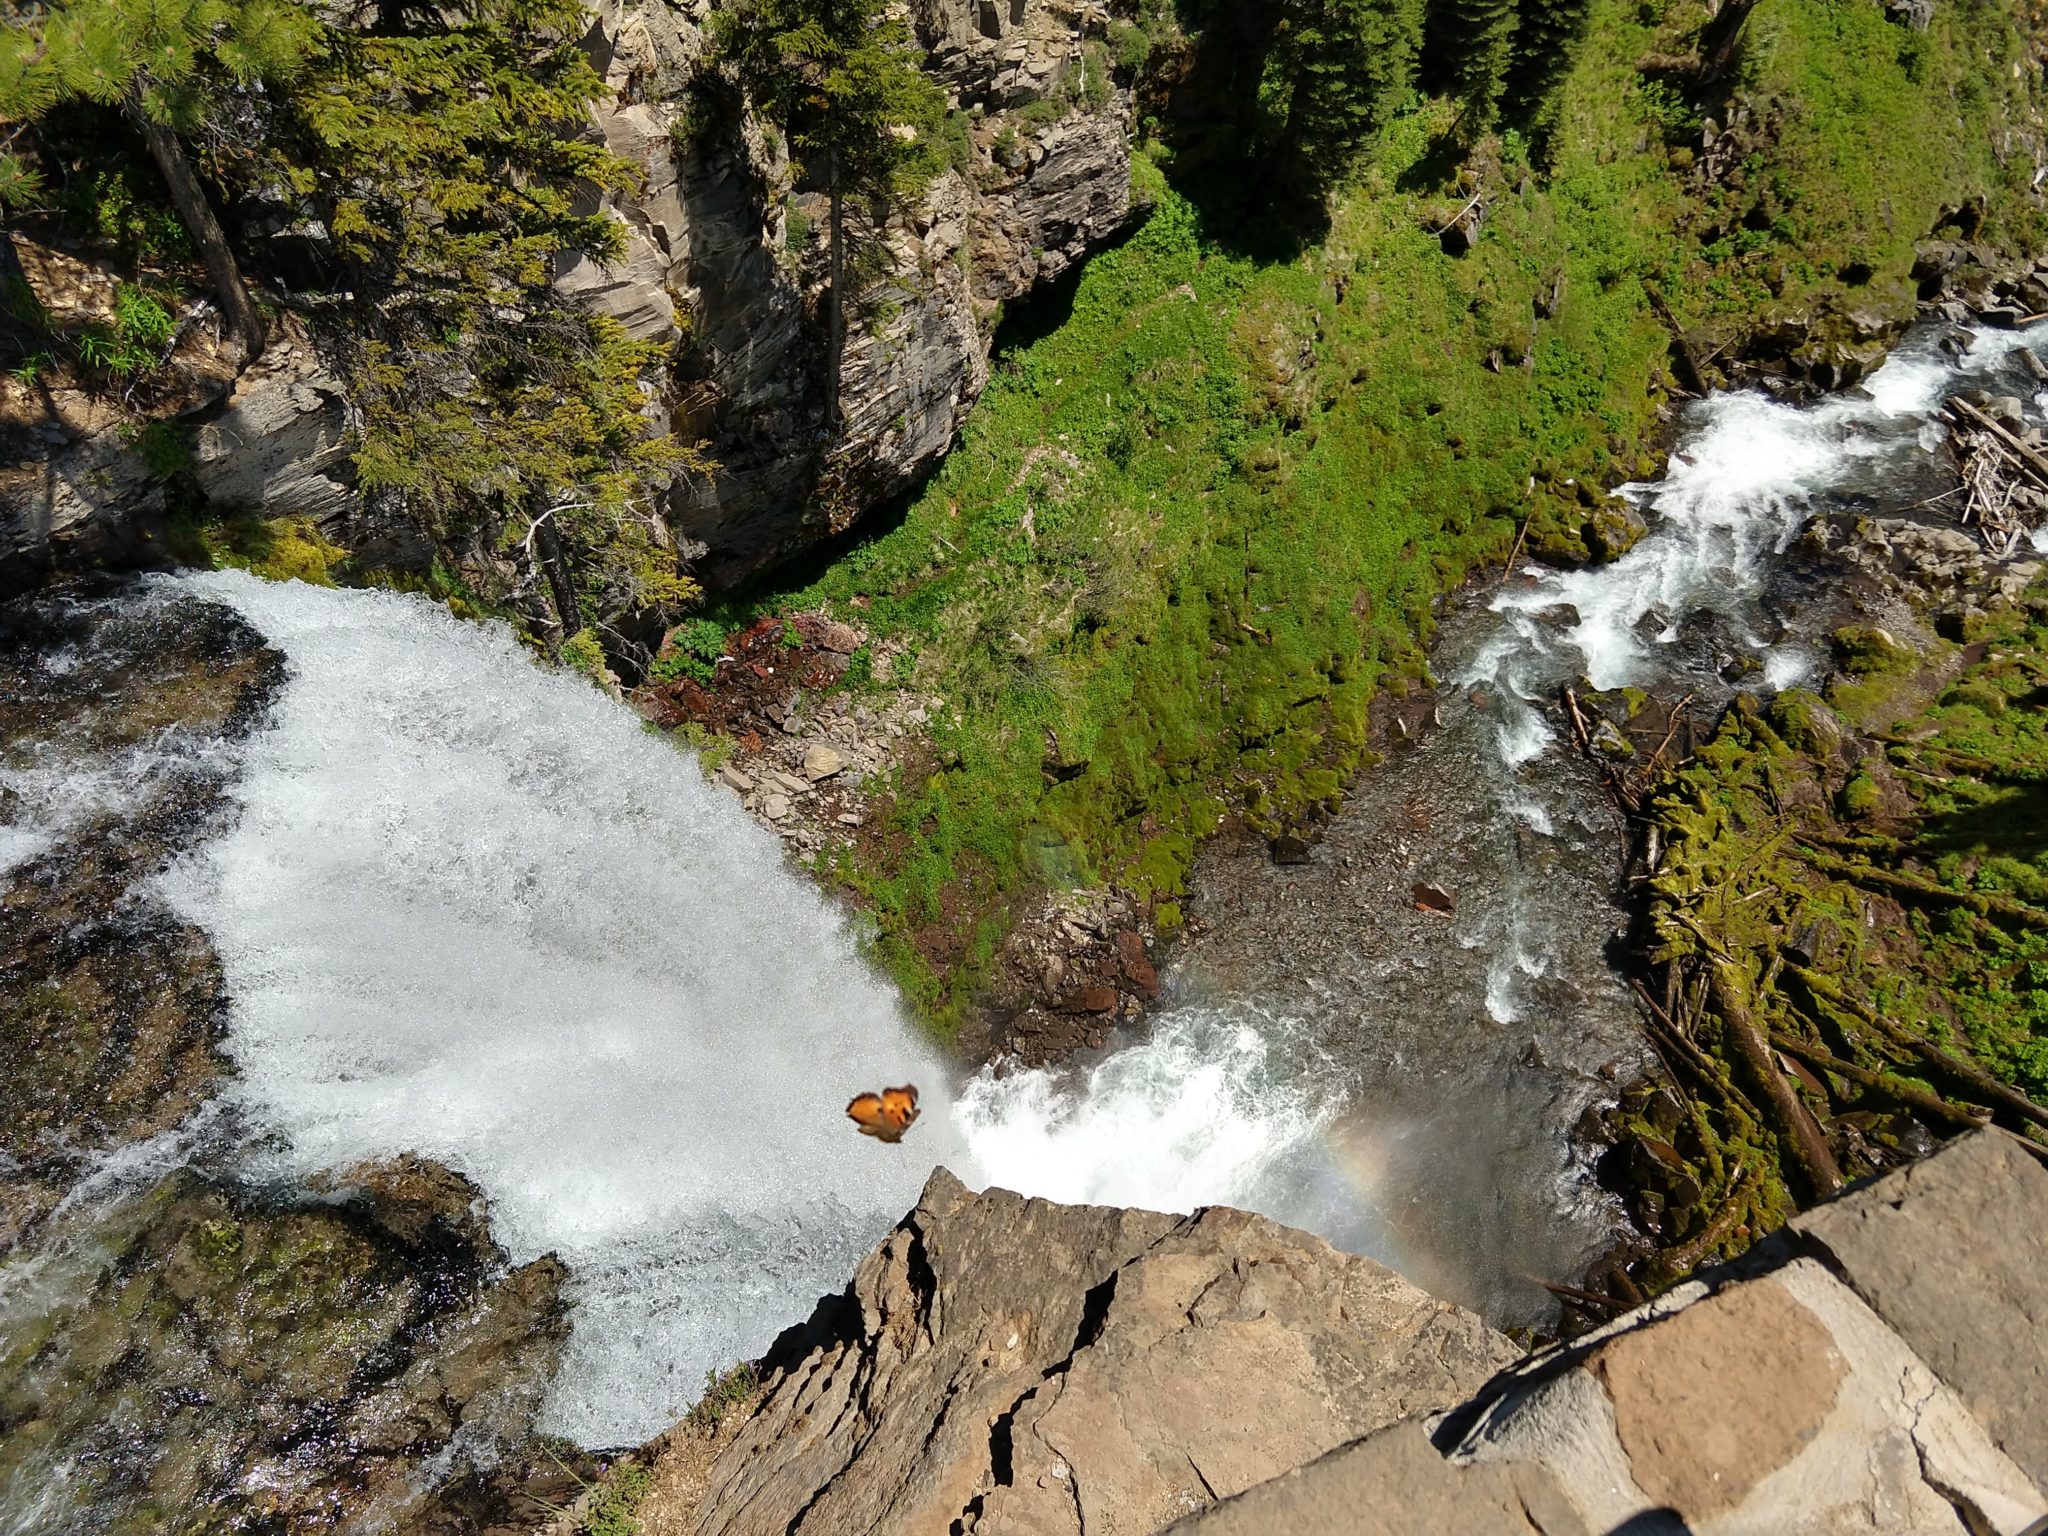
[826,153,844,436]
[534,512,584,638]
[130,104,266,360]
[1698,0,1762,82]
[1707,959,1844,1201]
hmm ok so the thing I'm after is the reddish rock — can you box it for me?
[1055,982,1120,1014]
[1116,930,1159,997]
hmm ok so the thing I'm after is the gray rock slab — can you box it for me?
[679,1168,1518,1536]
[1793,1128,2048,1492]
[1162,1419,1584,1536]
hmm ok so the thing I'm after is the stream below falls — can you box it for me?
[4,322,2046,1523]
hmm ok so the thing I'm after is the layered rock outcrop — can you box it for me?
[0,235,358,596]
[575,0,1132,587]
[640,1131,2048,1535]
[675,1168,1517,1535]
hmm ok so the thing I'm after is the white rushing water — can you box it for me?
[1467,326,2048,761]
[130,321,2044,1446]
[157,573,964,1446]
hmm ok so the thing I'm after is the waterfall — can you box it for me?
[155,573,965,1446]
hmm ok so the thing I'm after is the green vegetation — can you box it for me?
[1629,593,2048,1286]
[684,1360,762,1432]
[687,0,2048,1036]
[651,617,733,684]
[5,0,700,650]
[1,0,317,355]
[578,1461,652,1536]
[77,284,174,377]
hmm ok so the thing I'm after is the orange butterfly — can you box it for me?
[846,1084,921,1143]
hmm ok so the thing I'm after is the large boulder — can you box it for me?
[675,1169,1519,1535]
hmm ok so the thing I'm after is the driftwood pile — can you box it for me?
[1941,395,2048,556]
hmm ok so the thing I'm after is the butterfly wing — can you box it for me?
[880,1084,920,1136]
[847,1084,920,1142]
[846,1091,899,1141]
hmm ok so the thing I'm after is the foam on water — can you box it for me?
[957,1007,1334,1212]
[156,571,964,1446]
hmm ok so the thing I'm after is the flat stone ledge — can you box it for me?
[1792,1128,2048,1491]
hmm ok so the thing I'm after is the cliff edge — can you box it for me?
[615,1130,2048,1536]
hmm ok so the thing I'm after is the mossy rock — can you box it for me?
[1583,500,1649,562]
[1829,625,1919,678]
[1768,688,1846,759]
[1941,679,2008,716]
[1838,770,1882,819]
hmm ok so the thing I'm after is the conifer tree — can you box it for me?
[711,0,946,432]
[254,0,705,639]
[1441,0,1520,132]
[0,0,317,358]
[1258,0,1423,193]
[1505,0,1594,122]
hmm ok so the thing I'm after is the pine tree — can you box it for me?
[1442,0,1520,132]
[0,0,317,358]
[1505,0,1594,123]
[711,0,947,432]
[252,0,706,640]
[1258,0,1423,193]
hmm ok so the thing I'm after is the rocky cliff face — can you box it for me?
[623,1132,2048,1536]
[0,0,1130,598]
[670,1167,1516,1535]
[572,0,1132,588]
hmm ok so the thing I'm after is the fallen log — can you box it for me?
[1652,1159,1756,1282]
[1706,958,1844,1200]
[1945,396,2048,489]
[1785,962,2048,1133]
[1766,1029,1987,1133]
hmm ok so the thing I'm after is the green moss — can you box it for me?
[192,513,348,587]
[1941,679,2008,717]
[1830,625,1919,677]
[1767,689,1843,758]
[561,628,608,679]
[1838,770,1880,819]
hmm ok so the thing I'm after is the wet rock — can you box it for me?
[1115,929,1158,997]
[1270,833,1314,865]
[1583,501,1648,562]
[675,1170,1518,1535]
[0,1164,569,1535]
[1054,981,1120,1014]
[1412,881,1458,917]
[0,586,284,1246]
